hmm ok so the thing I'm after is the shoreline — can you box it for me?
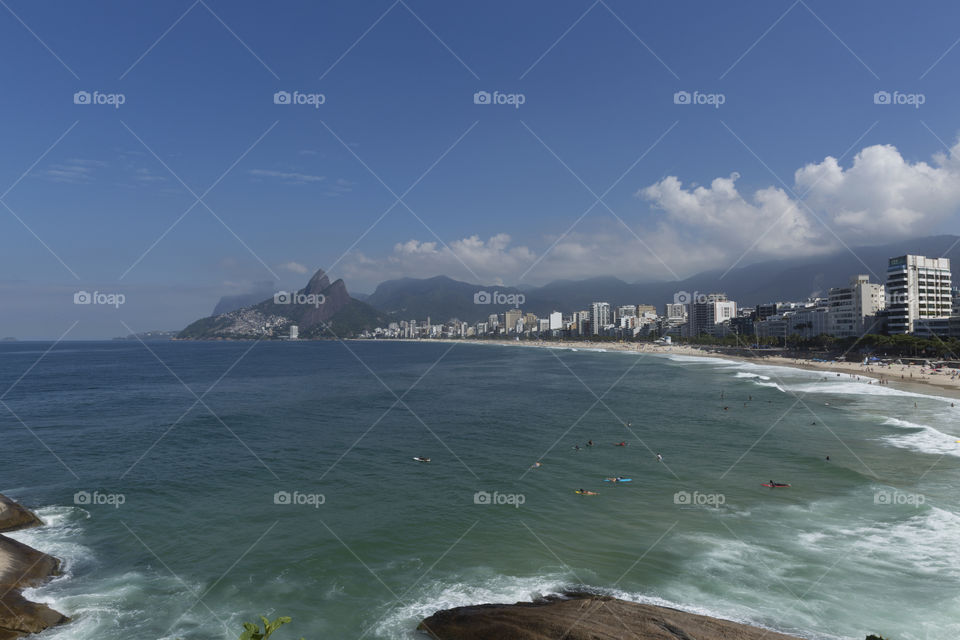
[397,337,960,400]
[0,494,68,640]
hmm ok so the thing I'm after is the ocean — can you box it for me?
[2,340,958,640]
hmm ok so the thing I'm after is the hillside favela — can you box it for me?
[6,4,960,640]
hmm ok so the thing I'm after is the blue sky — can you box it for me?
[2,0,960,338]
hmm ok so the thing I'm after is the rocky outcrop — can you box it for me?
[418,593,804,640]
[0,496,42,533]
[0,495,68,640]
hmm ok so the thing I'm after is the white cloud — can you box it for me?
[43,158,106,183]
[279,261,309,274]
[795,142,960,239]
[338,139,960,288]
[248,169,326,184]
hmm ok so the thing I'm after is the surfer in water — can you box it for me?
[587,440,594,447]
[656,453,663,462]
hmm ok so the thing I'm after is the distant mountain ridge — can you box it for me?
[364,235,960,323]
[179,269,384,339]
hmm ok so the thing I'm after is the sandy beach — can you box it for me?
[416,338,960,397]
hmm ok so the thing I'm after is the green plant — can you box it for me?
[239,616,304,640]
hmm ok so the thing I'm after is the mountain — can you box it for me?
[212,288,275,315]
[364,235,960,322]
[365,276,527,323]
[178,269,385,339]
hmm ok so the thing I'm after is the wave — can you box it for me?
[734,372,771,381]
[786,381,948,400]
[4,504,217,640]
[371,571,813,640]
[664,354,731,365]
[754,381,786,392]
[880,418,960,457]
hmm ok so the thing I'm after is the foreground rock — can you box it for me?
[418,593,803,640]
[0,495,68,640]
[0,496,42,533]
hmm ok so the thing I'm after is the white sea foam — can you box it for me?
[665,354,730,365]
[785,377,960,405]
[734,372,771,380]
[4,503,216,640]
[372,570,820,640]
[880,417,960,457]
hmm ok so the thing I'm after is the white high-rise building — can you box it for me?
[289,325,299,340]
[827,275,885,337]
[591,302,611,335]
[549,311,563,330]
[886,255,952,335]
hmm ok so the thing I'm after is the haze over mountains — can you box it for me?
[181,270,384,339]
[191,235,960,334]
[362,235,960,323]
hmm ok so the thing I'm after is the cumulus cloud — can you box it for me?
[795,142,960,238]
[339,139,960,287]
[342,234,537,285]
[643,140,960,253]
[278,261,309,274]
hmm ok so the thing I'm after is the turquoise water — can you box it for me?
[2,341,959,640]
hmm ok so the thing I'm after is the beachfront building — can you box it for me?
[886,255,952,335]
[827,275,886,337]
[664,303,687,321]
[688,293,737,337]
[787,303,830,338]
[549,311,563,330]
[505,308,523,334]
[616,305,637,321]
[591,302,611,335]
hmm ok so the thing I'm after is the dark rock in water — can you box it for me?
[0,495,69,639]
[418,593,803,640]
